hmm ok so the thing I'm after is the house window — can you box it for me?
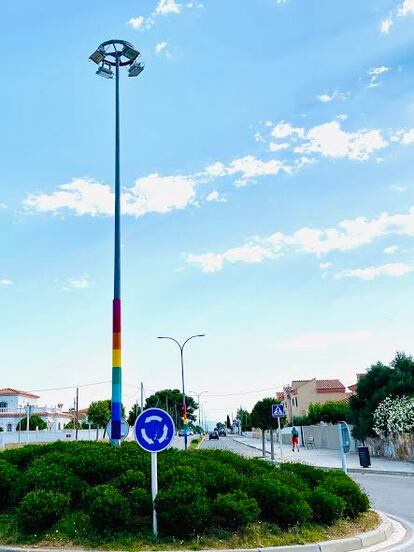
[7,423,12,432]
[295,397,298,407]
[0,401,8,412]
[58,423,61,430]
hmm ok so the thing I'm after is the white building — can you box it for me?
[0,388,72,432]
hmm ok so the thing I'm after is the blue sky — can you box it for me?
[2,0,414,421]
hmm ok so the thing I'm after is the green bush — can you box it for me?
[17,490,69,532]
[321,473,370,518]
[156,483,211,538]
[114,469,146,495]
[249,475,311,528]
[279,463,325,489]
[309,487,346,524]
[128,488,152,518]
[14,463,85,505]
[0,460,19,509]
[202,462,243,497]
[88,485,130,533]
[213,490,259,528]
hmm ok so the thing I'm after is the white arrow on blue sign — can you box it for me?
[272,404,285,418]
[134,407,175,453]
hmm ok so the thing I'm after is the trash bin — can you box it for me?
[358,446,371,468]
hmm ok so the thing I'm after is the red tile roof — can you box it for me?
[315,379,346,393]
[0,388,40,399]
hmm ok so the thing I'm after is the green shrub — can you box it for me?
[156,483,211,538]
[321,473,370,518]
[279,463,325,489]
[128,488,152,518]
[0,460,19,509]
[14,463,85,505]
[202,462,243,497]
[249,475,311,528]
[17,490,69,532]
[88,485,130,533]
[114,470,146,495]
[213,490,259,528]
[309,487,346,524]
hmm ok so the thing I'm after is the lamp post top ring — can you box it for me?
[95,39,140,67]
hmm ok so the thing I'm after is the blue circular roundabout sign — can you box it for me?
[134,407,175,453]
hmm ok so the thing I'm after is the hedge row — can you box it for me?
[0,441,370,539]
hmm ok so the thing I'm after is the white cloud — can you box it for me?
[156,0,181,14]
[206,190,226,202]
[400,129,414,144]
[127,16,145,29]
[271,121,305,139]
[381,16,393,33]
[268,142,289,152]
[368,66,390,88]
[273,330,370,350]
[316,90,348,103]
[187,206,414,272]
[319,262,332,270]
[205,155,291,186]
[0,279,13,286]
[335,262,413,280]
[384,245,400,254]
[397,0,414,16]
[155,41,167,54]
[380,0,414,34]
[295,121,387,160]
[0,203,7,209]
[66,275,92,289]
[24,174,198,218]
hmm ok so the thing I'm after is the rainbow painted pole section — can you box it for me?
[111,298,122,440]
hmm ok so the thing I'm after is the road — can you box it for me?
[203,436,414,550]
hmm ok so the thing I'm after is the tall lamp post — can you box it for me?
[157,335,205,450]
[89,40,144,446]
[189,390,208,427]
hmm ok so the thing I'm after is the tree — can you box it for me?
[308,401,350,425]
[349,352,414,440]
[144,389,197,429]
[226,415,231,429]
[237,407,252,431]
[87,400,125,428]
[127,404,142,426]
[250,397,281,430]
[64,420,81,429]
[16,415,47,431]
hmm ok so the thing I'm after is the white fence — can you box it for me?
[0,428,106,448]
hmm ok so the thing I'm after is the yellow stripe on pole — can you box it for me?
[112,349,121,366]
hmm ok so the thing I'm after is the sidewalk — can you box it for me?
[232,435,414,476]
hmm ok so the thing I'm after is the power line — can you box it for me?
[124,382,279,398]
[28,380,111,392]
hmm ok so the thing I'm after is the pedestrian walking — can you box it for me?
[291,426,300,452]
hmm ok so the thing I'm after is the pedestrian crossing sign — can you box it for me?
[272,404,285,418]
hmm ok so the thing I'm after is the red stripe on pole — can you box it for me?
[113,299,121,332]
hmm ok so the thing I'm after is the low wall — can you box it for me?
[365,433,414,462]
[0,429,105,448]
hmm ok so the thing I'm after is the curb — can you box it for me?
[230,438,414,478]
[0,512,401,552]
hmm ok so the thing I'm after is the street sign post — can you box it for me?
[272,404,285,460]
[105,418,130,441]
[134,408,175,537]
[337,421,351,474]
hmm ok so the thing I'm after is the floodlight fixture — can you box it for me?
[128,61,145,77]
[96,62,114,79]
[122,45,140,61]
[89,49,105,65]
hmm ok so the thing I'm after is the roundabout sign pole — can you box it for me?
[134,407,175,537]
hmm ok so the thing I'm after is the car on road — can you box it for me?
[209,430,219,440]
[218,429,227,437]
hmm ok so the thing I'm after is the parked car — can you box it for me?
[209,430,219,440]
[218,429,227,437]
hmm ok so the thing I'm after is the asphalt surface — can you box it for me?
[203,436,414,551]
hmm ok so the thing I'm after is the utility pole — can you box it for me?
[140,381,144,412]
[75,387,79,440]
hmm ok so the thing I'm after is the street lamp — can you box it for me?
[89,40,144,446]
[157,335,205,450]
[189,390,208,427]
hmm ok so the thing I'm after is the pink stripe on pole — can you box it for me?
[113,299,121,333]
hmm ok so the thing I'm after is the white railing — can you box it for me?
[0,429,106,448]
